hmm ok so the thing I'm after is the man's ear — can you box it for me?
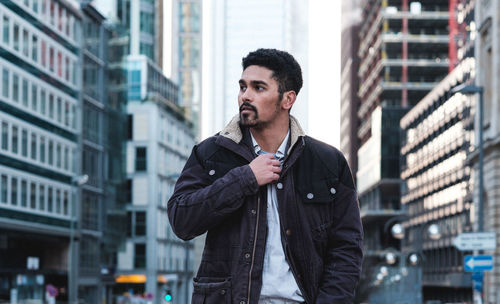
[281,91,296,111]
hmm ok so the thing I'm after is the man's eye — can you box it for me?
[239,86,247,91]
[256,86,264,91]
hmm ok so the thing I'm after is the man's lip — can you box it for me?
[240,107,255,112]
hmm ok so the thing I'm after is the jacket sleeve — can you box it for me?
[316,158,364,303]
[167,144,259,241]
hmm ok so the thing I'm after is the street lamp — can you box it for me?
[450,83,484,232]
[69,174,88,304]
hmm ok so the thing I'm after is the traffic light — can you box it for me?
[164,290,173,302]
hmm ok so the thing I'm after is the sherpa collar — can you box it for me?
[219,114,306,154]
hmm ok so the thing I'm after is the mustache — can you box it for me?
[239,102,257,113]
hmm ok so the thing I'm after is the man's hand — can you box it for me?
[249,154,281,186]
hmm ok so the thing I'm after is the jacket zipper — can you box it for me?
[247,196,261,304]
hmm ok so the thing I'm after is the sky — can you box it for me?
[308,1,341,147]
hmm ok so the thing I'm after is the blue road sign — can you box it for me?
[464,255,493,272]
[472,272,483,291]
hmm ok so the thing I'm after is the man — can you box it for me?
[168,49,363,304]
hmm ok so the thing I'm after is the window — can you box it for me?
[48,93,54,118]
[55,189,60,213]
[40,89,46,114]
[64,147,69,170]
[2,68,8,98]
[64,101,69,126]
[2,16,9,44]
[40,136,45,162]
[41,41,46,67]
[11,177,18,205]
[22,78,28,106]
[32,35,38,61]
[22,29,29,56]
[13,23,19,51]
[11,125,18,154]
[21,129,27,156]
[135,147,147,171]
[127,211,132,236]
[47,186,53,212]
[57,51,62,77]
[39,184,45,210]
[63,191,68,215]
[49,47,54,72]
[48,140,53,165]
[56,143,61,168]
[1,175,7,203]
[33,0,39,13]
[126,179,132,202]
[31,84,37,111]
[56,97,62,123]
[30,182,36,209]
[21,180,27,207]
[31,133,37,160]
[135,212,146,236]
[134,244,146,268]
[1,122,8,150]
[12,74,19,102]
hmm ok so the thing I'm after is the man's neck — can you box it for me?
[250,117,290,153]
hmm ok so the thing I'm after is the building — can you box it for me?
[115,55,195,304]
[474,0,500,302]
[79,3,128,303]
[340,0,362,179]
[170,0,202,136]
[0,0,82,302]
[202,0,309,139]
[400,58,475,302]
[355,0,452,302]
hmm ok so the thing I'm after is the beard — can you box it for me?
[239,102,259,127]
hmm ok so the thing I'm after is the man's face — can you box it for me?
[238,65,282,128]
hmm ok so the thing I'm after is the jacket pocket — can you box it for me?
[297,177,338,204]
[191,277,231,304]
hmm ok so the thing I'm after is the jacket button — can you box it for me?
[307,193,314,199]
[286,229,292,236]
[240,301,246,304]
[277,182,283,189]
[245,253,251,259]
[251,209,256,215]
[209,169,215,176]
[220,289,226,295]
[330,187,336,194]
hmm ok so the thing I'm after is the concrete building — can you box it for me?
[202,0,309,139]
[474,0,500,302]
[0,0,82,302]
[400,58,475,303]
[340,0,362,180]
[115,55,195,304]
[355,0,452,302]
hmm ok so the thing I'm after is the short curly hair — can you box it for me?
[242,48,303,98]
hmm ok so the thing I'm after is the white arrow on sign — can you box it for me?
[453,232,496,251]
[466,257,492,269]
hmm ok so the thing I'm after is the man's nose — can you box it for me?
[241,89,253,102]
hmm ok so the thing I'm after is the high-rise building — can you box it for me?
[355,0,452,302]
[0,0,82,302]
[79,3,128,303]
[340,0,362,180]
[400,58,475,303]
[202,0,309,139]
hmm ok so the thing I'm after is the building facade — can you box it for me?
[474,0,500,302]
[340,0,362,179]
[0,0,82,302]
[400,58,475,302]
[115,55,195,304]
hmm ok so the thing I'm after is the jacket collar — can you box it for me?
[219,114,306,155]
